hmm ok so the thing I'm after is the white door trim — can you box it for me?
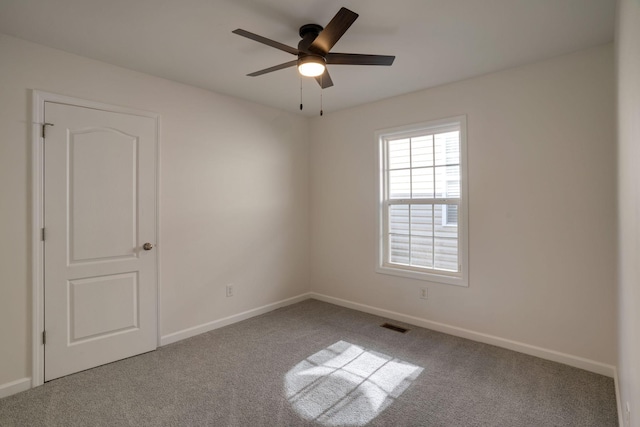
[31,90,161,387]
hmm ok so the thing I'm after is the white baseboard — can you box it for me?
[0,377,31,399]
[310,293,616,378]
[160,293,313,346]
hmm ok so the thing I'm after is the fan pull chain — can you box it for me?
[300,77,303,111]
[320,75,324,116]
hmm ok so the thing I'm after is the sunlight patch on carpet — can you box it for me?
[285,340,423,426]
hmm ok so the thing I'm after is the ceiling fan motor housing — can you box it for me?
[298,24,324,56]
[299,24,323,39]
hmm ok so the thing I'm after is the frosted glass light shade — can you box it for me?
[298,56,326,77]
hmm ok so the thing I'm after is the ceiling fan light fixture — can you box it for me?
[298,55,326,77]
[233,7,395,91]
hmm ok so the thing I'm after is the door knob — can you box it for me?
[143,243,154,251]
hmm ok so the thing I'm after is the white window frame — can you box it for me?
[375,116,468,287]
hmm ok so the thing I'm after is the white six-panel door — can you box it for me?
[43,101,157,381]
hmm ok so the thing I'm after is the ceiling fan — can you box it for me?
[232,7,395,89]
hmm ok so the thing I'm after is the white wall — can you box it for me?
[0,34,310,386]
[617,0,640,423]
[309,44,617,366]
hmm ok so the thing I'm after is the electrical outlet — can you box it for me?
[226,284,234,297]
[420,288,428,299]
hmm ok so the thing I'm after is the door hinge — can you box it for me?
[41,228,46,241]
[42,330,47,345]
[42,122,54,138]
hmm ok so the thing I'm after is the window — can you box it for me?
[376,116,468,286]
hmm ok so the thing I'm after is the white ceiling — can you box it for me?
[0,0,615,116]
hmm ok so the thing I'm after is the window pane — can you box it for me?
[445,131,460,165]
[435,131,459,166]
[411,235,433,268]
[389,234,410,264]
[434,205,458,237]
[412,167,434,198]
[389,169,410,199]
[446,176,460,199]
[435,165,459,198]
[389,205,409,235]
[411,135,433,167]
[410,205,433,237]
[434,166,446,197]
[434,237,458,271]
[445,204,458,226]
[435,205,458,272]
[388,138,410,169]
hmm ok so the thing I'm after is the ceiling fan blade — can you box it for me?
[326,53,395,66]
[232,29,299,55]
[315,69,334,89]
[309,7,359,56]
[247,60,298,76]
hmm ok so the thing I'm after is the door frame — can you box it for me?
[31,90,161,387]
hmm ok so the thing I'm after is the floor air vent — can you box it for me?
[380,323,409,333]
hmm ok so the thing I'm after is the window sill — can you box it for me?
[376,264,468,287]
